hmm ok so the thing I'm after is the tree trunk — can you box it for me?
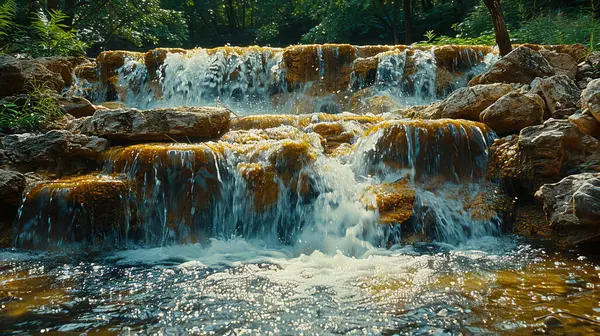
[483,0,512,56]
[403,0,413,44]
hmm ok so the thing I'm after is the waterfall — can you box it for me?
[82,45,498,115]
[14,117,502,251]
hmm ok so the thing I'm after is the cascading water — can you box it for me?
[83,45,499,115]
[6,44,597,335]
[14,117,502,252]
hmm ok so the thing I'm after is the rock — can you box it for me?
[529,75,580,118]
[0,168,26,248]
[540,49,577,79]
[535,173,600,245]
[367,179,416,225]
[0,55,65,98]
[488,119,600,194]
[580,78,600,123]
[542,316,564,328]
[479,92,545,135]
[417,83,514,120]
[474,46,555,85]
[349,91,402,115]
[36,56,90,86]
[577,78,592,90]
[69,106,231,142]
[14,175,131,249]
[58,96,96,118]
[2,130,109,164]
[588,51,600,67]
[97,101,126,109]
[0,168,26,206]
[569,110,600,139]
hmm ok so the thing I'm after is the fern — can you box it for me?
[0,0,16,40]
[30,9,87,57]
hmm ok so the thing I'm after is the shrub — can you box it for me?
[513,11,600,51]
[0,82,64,133]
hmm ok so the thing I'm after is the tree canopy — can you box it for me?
[1,0,599,56]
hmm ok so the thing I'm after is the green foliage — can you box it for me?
[29,9,87,57]
[0,82,64,133]
[0,0,16,40]
[512,11,600,50]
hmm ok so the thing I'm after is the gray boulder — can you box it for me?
[473,46,555,85]
[416,83,514,120]
[69,106,231,142]
[0,55,65,98]
[530,75,580,118]
[581,78,600,123]
[479,92,545,135]
[2,130,110,164]
[535,173,600,245]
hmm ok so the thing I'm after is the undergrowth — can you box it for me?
[0,82,64,133]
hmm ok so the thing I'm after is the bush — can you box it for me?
[0,82,64,133]
[513,11,600,51]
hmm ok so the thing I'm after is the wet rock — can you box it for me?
[569,110,600,139]
[529,75,580,118]
[58,96,96,118]
[535,173,600,245]
[580,78,600,123]
[0,168,26,206]
[473,46,555,85]
[540,49,577,79]
[357,119,494,182]
[489,119,600,194]
[2,130,109,164]
[0,55,65,98]
[14,175,131,249]
[479,92,545,135]
[416,83,514,120]
[349,90,402,115]
[69,106,230,142]
[36,56,90,86]
[0,168,26,248]
[543,316,564,328]
[366,179,416,225]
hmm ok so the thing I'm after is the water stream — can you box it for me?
[2,45,599,335]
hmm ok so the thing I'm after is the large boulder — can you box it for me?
[2,130,109,164]
[488,119,600,194]
[581,78,600,123]
[473,46,555,85]
[529,75,580,118]
[569,110,600,139]
[539,49,578,79]
[479,92,545,135]
[69,107,231,142]
[416,83,514,120]
[0,55,65,98]
[535,173,600,245]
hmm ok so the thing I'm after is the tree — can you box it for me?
[482,0,512,56]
